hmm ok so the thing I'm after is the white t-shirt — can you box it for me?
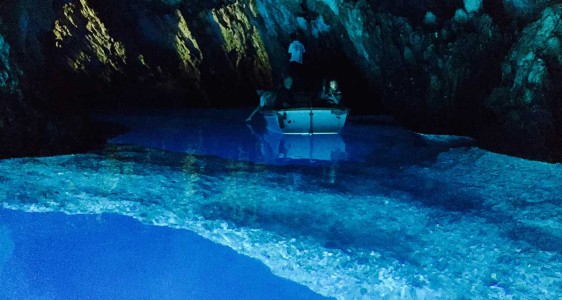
[288,40,305,64]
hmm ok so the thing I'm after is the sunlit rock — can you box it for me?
[0,0,561,160]
[53,0,127,81]
[173,9,202,84]
[211,1,272,88]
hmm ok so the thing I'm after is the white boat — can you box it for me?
[262,107,349,135]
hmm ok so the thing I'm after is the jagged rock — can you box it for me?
[503,0,551,20]
[484,5,562,161]
[453,9,469,24]
[464,0,482,14]
[0,34,19,95]
[0,0,561,161]
[423,11,438,26]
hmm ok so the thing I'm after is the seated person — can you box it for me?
[246,89,276,122]
[246,77,295,122]
[275,76,295,108]
[319,79,342,106]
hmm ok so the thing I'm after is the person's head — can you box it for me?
[290,32,297,41]
[284,76,293,89]
[256,89,265,96]
[329,80,338,90]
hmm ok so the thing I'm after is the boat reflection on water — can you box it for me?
[259,131,347,163]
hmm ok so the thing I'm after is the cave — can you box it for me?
[2,1,562,299]
[0,0,559,161]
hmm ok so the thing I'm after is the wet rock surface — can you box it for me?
[483,5,562,161]
[0,0,561,160]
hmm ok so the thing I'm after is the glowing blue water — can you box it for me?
[0,209,328,299]
[1,108,561,299]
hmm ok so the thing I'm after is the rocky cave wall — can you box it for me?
[0,0,561,161]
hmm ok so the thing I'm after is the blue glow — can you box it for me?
[1,108,561,299]
[100,109,453,166]
[0,210,330,300]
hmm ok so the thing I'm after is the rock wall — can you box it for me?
[46,0,273,107]
[0,0,276,157]
[255,0,506,132]
[485,5,562,161]
[0,0,561,160]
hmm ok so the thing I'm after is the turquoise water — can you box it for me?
[1,108,561,299]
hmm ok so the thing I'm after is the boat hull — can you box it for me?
[262,108,349,134]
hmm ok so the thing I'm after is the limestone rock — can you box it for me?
[484,5,562,161]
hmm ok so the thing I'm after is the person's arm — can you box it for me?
[323,90,342,105]
[319,87,328,100]
[333,90,342,104]
[263,91,275,108]
[246,105,261,122]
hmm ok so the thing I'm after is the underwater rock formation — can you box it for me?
[0,0,561,160]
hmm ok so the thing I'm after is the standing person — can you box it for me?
[288,32,305,84]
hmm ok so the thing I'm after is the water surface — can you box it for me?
[1,108,561,299]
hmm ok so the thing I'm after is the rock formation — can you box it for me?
[0,0,560,161]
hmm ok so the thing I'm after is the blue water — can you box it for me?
[0,209,329,300]
[1,108,561,299]
[102,108,469,166]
